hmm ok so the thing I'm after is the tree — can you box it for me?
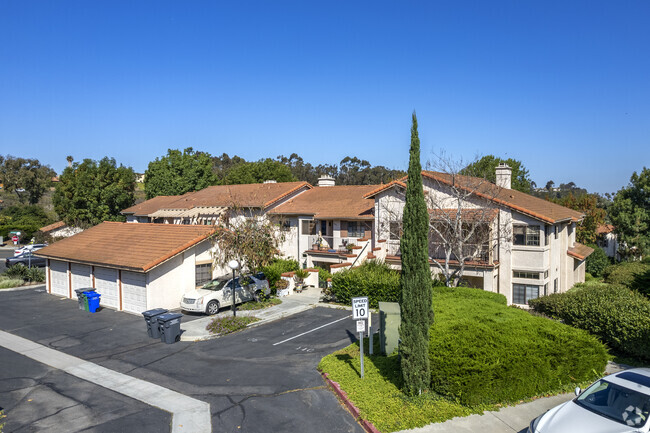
[585,244,610,278]
[276,153,319,185]
[222,158,295,185]
[211,211,287,273]
[609,167,650,259]
[145,148,216,199]
[212,153,247,183]
[0,155,56,204]
[462,155,533,193]
[399,113,431,396]
[552,193,606,245]
[53,157,135,226]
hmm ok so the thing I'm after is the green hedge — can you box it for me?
[329,261,400,307]
[261,258,299,289]
[603,261,650,297]
[585,244,610,278]
[430,286,608,406]
[529,282,650,360]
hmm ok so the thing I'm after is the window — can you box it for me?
[554,226,559,239]
[554,278,558,293]
[545,225,551,246]
[389,221,402,240]
[544,270,549,279]
[513,284,540,304]
[348,221,365,238]
[544,283,548,296]
[301,220,316,235]
[195,263,212,287]
[280,220,291,232]
[513,271,540,280]
[513,226,540,246]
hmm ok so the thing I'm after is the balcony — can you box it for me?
[307,235,361,255]
[387,241,492,265]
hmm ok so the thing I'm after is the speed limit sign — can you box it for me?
[352,297,369,320]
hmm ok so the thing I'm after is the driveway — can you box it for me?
[0,287,364,433]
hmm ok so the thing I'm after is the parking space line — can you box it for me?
[0,330,211,433]
[272,315,349,346]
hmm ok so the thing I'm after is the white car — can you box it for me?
[528,368,650,433]
[14,243,47,256]
[180,273,270,315]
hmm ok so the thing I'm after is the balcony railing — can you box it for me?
[307,235,361,254]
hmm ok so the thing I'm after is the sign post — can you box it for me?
[352,297,369,379]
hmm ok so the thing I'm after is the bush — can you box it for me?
[585,244,610,278]
[529,282,650,360]
[430,286,608,406]
[329,261,400,307]
[4,264,29,280]
[0,277,25,289]
[603,261,650,298]
[3,264,45,283]
[261,258,299,289]
[314,266,332,283]
[205,315,258,335]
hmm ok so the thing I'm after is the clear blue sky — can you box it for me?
[1,1,648,194]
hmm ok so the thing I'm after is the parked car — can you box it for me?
[6,251,47,268]
[180,272,270,315]
[528,368,650,433]
[14,243,48,256]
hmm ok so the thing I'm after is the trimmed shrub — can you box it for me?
[26,267,45,282]
[330,261,400,307]
[529,282,650,360]
[261,258,299,288]
[430,286,608,406]
[314,266,332,283]
[585,244,610,278]
[603,261,650,296]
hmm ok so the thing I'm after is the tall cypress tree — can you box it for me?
[399,112,432,396]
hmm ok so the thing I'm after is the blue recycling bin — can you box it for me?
[84,291,101,313]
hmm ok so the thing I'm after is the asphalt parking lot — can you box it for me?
[0,287,364,433]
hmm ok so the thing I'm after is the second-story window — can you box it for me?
[348,221,365,238]
[513,225,540,246]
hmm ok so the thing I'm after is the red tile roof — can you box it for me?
[567,242,594,260]
[596,224,615,235]
[366,171,583,224]
[122,182,311,216]
[39,221,66,233]
[121,195,185,216]
[269,185,378,220]
[36,222,215,272]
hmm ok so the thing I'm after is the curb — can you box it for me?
[0,283,47,292]
[321,372,380,433]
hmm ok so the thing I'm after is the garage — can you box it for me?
[50,260,69,297]
[121,271,147,313]
[37,221,216,314]
[71,263,92,291]
[94,267,119,309]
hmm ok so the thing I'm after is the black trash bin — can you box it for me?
[142,308,169,339]
[74,288,95,311]
[157,312,183,344]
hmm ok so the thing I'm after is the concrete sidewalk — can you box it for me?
[395,361,629,433]
[180,285,342,341]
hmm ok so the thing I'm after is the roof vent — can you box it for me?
[318,176,335,187]
[263,180,277,184]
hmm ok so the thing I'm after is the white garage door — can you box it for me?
[50,260,69,297]
[121,271,147,313]
[94,267,119,309]
[71,263,92,291]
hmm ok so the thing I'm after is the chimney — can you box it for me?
[495,163,512,189]
[317,176,335,187]
[263,180,277,184]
